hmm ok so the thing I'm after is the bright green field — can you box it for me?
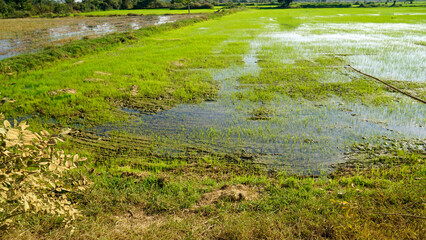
[1,7,425,239]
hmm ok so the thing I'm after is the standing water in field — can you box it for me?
[266,22,426,82]
[93,13,425,174]
[0,15,199,60]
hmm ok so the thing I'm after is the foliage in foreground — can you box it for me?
[0,114,90,230]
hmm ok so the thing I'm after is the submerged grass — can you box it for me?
[236,57,398,105]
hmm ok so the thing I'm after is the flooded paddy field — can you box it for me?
[0,14,198,60]
[1,8,425,174]
[1,8,426,239]
[88,8,425,174]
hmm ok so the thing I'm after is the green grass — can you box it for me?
[2,143,424,239]
[3,7,424,125]
[0,10,244,125]
[1,6,425,239]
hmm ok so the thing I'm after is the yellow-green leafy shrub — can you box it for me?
[0,114,89,229]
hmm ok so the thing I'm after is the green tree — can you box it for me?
[174,0,195,13]
[278,0,292,8]
[0,0,9,15]
[135,0,154,8]
[121,0,132,9]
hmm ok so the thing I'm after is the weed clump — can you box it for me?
[249,106,273,120]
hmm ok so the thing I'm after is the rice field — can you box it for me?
[88,7,426,174]
[1,7,425,239]
[1,8,424,173]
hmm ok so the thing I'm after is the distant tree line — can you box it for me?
[0,0,80,18]
[0,0,216,18]
[0,0,417,18]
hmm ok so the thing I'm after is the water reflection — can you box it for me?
[0,15,198,60]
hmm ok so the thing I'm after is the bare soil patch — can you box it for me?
[199,184,259,206]
[48,88,76,95]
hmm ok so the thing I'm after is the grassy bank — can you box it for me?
[1,7,425,239]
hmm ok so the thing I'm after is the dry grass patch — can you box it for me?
[199,184,259,206]
[48,88,77,95]
[111,209,167,237]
